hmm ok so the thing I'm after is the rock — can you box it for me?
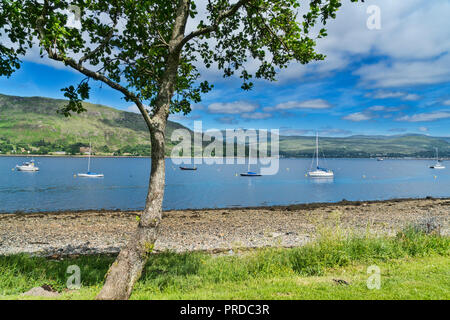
[333,279,350,286]
[22,286,60,297]
[269,232,283,238]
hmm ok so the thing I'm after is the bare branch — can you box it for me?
[156,29,170,47]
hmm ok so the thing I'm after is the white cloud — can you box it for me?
[418,126,429,132]
[403,94,422,101]
[208,101,257,114]
[397,111,450,122]
[277,1,450,87]
[443,100,450,106]
[126,104,151,114]
[126,105,140,113]
[215,116,238,124]
[366,105,402,113]
[368,91,422,101]
[265,99,332,112]
[343,112,372,122]
[241,112,272,120]
[355,53,450,88]
[367,105,386,112]
[369,91,405,99]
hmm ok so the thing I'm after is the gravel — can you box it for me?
[0,198,448,257]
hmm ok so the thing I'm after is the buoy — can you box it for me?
[434,176,437,179]
[235,173,238,177]
[362,175,366,179]
[286,168,290,171]
[73,174,77,178]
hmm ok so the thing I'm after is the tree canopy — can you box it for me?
[1,0,357,122]
[1,0,360,300]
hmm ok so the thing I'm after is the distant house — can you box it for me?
[52,151,67,155]
[79,147,90,154]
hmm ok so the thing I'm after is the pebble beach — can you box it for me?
[0,198,449,257]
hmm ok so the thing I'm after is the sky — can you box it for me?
[1,0,450,137]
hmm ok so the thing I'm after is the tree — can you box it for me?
[1,0,359,299]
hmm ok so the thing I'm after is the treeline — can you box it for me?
[280,150,450,158]
[0,138,152,156]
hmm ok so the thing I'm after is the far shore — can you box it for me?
[1,154,448,160]
[0,197,448,257]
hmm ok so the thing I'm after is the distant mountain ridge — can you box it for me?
[0,93,188,155]
[0,93,449,157]
[278,133,450,158]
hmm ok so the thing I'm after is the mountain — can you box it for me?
[0,93,189,156]
[0,93,449,157]
[278,134,450,158]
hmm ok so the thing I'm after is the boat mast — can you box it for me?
[248,144,251,172]
[316,132,319,168]
[88,141,91,172]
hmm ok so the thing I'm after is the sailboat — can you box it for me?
[180,166,197,171]
[77,142,104,178]
[240,143,261,177]
[307,133,334,178]
[429,148,445,169]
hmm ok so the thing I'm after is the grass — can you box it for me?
[0,227,448,300]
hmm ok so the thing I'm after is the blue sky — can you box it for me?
[1,0,450,137]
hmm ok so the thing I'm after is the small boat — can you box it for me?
[429,148,445,170]
[16,159,39,172]
[377,158,384,161]
[180,166,197,171]
[307,133,334,178]
[78,172,104,178]
[240,143,261,177]
[240,171,261,177]
[78,142,104,178]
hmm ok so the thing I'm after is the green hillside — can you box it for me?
[0,93,188,156]
[279,134,450,158]
[0,93,449,158]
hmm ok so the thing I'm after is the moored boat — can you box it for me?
[77,142,104,178]
[429,148,445,169]
[180,166,197,171]
[307,133,334,178]
[16,160,39,172]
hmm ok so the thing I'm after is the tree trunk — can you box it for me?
[96,121,167,300]
[96,0,190,300]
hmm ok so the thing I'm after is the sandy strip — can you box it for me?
[0,198,449,257]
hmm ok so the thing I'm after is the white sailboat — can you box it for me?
[16,159,39,172]
[77,142,104,178]
[307,133,334,178]
[241,143,261,177]
[429,148,445,169]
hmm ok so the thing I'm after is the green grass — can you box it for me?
[0,228,448,300]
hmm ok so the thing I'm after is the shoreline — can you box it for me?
[1,154,449,160]
[1,196,449,216]
[0,197,448,257]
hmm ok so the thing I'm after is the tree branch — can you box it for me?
[34,2,153,130]
[177,0,251,49]
[78,31,114,66]
[250,6,292,54]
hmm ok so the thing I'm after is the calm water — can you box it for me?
[0,157,449,213]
